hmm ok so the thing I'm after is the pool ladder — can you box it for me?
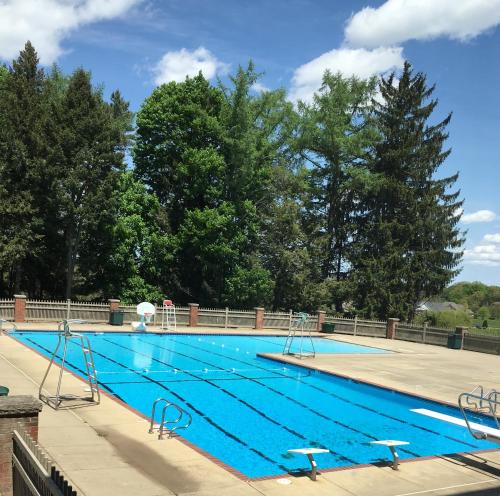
[39,320,100,409]
[149,398,192,439]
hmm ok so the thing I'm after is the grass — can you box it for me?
[470,320,500,337]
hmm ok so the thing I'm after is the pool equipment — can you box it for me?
[369,440,409,470]
[283,312,316,358]
[287,448,329,480]
[132,302,156,332]
[161,299,177,331]
[149,398,192,439]
[38,320,100,409]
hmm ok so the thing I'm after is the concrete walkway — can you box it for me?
[0,326,499,496]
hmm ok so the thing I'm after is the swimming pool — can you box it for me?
[14,332,498,478]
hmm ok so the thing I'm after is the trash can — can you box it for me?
[321,322,336,333]
[0,386,9,396]
[109,310,124,326]
[447,333,462,350]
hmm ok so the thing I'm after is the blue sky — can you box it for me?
[1,0,500,284]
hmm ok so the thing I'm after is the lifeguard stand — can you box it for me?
[161,299,176,331]
[39,320,100,409]
[283,312,316,358]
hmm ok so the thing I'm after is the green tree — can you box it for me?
[352,62,464,320]
[295,72,378,311]
[0,42,46,295]
[52,69,129,298]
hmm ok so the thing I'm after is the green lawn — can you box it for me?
[470,320,500,336]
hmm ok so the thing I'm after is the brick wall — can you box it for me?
[0,395,43,496]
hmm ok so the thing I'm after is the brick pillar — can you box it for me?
[189,303,199,327]
[108,298,120,323]
[0,395,43,496]
[316,310,326,332]
[13,295,26,323]
[386,318,399,339]
[455,326,468,350]
[254,307,264,330]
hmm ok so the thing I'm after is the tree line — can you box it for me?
[0,42,464,321]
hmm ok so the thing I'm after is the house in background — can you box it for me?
[416,301,469,313]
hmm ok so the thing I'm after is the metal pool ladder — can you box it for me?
[39,319,100,409]
[458,386,500,444]
[149,398,192,439]
[283,312,316,358]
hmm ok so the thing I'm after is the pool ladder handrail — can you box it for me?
[458,387,500,442]
[38,320,100,409]
[283,312,316,358]
[149,398,192,439]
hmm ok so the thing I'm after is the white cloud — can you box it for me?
[484,234,500,243]
[289,46,404,103]
[461,210,497,223]
[153,47,228,85]
[251,82,270,93]
[464,244,500,266]
[345,0,500,49]
[0,0,140,64]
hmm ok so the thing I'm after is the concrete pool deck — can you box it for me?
[0,325,499,495]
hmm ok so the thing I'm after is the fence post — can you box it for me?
[0,395,43,496]
[108,299,120,324]
[225,307,229,329]
[66,299,71,320]
[14,295,26,323]
[289,309,293,331]
[423,322,428,343]
[189,303,199,327]
[455,326,468,350]
[353,315,358,336]
[316,310,325,332]
[386,318,399,339]
[255,307,264,330]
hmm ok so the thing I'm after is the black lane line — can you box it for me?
[25,338,126,402]
[148,335,479,454]
[104,337,358,464]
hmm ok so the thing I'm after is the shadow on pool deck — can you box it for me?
[94,425,201,494]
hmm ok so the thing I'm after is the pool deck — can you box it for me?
[0,323,499,496]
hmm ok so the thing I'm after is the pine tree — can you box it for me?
[0,42,46,295]
[352,62,464,321]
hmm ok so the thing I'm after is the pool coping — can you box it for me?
[7,331,500,483]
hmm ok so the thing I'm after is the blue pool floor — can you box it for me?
[13,332,499,478]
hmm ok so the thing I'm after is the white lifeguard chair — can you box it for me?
[161,299,177,331]
[132,302,156,332]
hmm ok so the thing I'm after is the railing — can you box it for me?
[12,427,78,496]
[324,315,387,337]
[26,300,109,323]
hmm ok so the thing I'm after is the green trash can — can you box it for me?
[109,310,124,326]
[0,386,9,396]
[321,322,336,334]
[447,333,462,349]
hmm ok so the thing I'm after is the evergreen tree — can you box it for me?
[352,62,464,320]
[53,69,129,298]
[0,42,46,295]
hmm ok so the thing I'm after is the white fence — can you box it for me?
[0,298,14,320]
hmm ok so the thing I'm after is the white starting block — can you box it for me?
[132,302,155,332]
[370,440,409,470]
[287,448,330,481]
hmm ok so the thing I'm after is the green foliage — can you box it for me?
[351,62,464,321]
[477,306,490,321]
[442,281,500,313]
[296,72,378,311]
[417,310,472,329]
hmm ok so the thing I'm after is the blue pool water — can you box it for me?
[14,332,498,478]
